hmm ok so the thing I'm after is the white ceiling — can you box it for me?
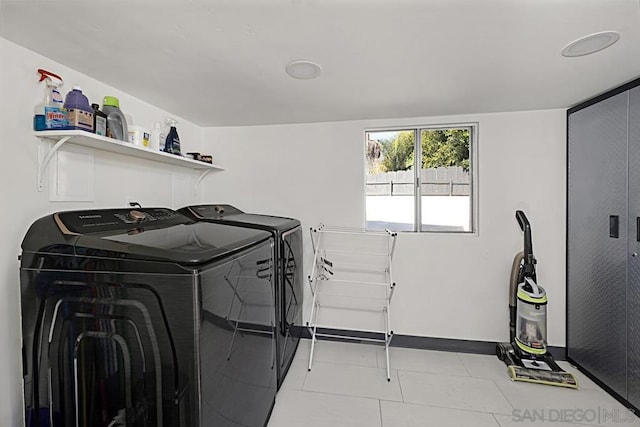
[1,0,640,127]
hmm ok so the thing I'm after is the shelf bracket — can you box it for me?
[37,136,70,192]
[195,169,212,193]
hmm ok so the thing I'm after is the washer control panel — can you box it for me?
[187,204,244,219]
[54,208,187,235]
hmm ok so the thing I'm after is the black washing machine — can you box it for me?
[20,207,277,427]
[179,204,302,389]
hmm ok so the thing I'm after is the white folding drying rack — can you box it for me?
[306,224,397,380]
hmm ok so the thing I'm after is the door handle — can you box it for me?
[610,215,619,238]
[637,217,640,242]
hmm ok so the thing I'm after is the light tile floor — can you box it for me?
[268,339,640,427]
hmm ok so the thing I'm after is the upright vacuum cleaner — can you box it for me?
[496,210,578,389]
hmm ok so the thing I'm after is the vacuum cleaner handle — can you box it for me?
[515,210,530,232]
[515,210,536,279]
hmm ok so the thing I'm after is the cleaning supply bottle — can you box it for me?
[164,118,181,156]
[102,96,128,141]
[92,104,107,136]
[64,86,94,132]
[159,119,172,153]
[33,69,68,131]
[149,122,163,151]
[128,125,150,147]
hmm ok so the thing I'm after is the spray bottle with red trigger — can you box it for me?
[33,69,68,131]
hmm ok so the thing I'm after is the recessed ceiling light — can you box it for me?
[561,31,620,57]
[285,60,322,80]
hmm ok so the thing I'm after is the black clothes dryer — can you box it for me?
[20,207,277,427]
[179,204,303,389]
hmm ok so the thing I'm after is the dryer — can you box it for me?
[20,207,276,427]
[179,204,302,389]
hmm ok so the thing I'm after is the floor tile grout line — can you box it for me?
[491,412,504,427]
[307,347,381,369]
[456,351,473,377]
[290,387,393,404]
[491,377,517,413]
[386,367,473,379]
[396,369,405,402]
[299,384,403,404]
[391,365,507,382]
[398,403,513,418]
[307,340,515,378]
[300,367,309,390]
[305,359,398,375]
[379,397,513,418]
[393,369,515,416]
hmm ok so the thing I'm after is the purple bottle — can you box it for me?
[64,86,94,132]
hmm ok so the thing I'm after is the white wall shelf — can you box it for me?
[34,130,224,192]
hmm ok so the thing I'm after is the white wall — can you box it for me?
[0,37,205,426]
[201,109,567,345]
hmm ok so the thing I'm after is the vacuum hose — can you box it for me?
[509,251,525,342]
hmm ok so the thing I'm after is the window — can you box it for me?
[365,124,476,233]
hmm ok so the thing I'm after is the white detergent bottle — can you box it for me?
[149,122,163,151]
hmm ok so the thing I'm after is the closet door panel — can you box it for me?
[627,86,640,407]
[567,91,628,397]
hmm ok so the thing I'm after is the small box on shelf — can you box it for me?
[186,152,213,164]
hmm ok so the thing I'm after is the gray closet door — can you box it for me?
[628,86,640,407]
[568,91,628,397]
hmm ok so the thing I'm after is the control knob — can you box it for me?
[128,210,147,222]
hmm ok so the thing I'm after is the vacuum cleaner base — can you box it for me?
[496,342,578,389]
[508,365,578,389]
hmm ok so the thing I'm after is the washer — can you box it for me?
[179,204,302,389]
[20,207,276,427]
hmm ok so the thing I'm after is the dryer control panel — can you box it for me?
[54,208,188,235]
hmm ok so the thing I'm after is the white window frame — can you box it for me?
[363,122,478,234]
